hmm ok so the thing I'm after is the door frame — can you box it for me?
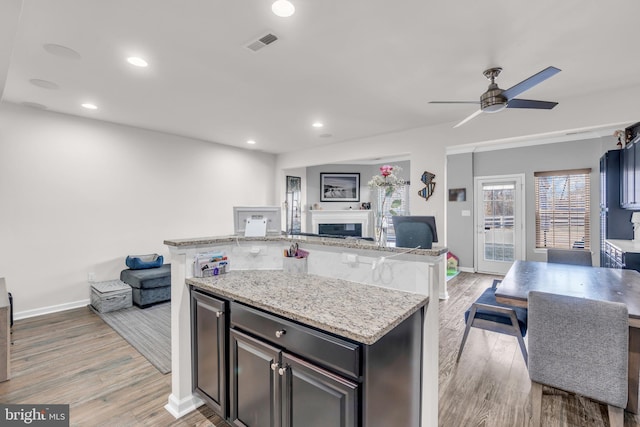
[474,174,526,274]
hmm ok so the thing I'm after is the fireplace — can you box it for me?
[318,223,362,237]
[310,210,373,238]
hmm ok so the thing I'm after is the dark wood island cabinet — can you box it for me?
[189,271,426,427]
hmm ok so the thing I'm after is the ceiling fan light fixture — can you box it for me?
[480,88,507,113]
[272,0,295,17]
[483,102,507,113]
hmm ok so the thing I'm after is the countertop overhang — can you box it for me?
[606,239,640,254]
[187,270,428,345]
[165,234,447,257]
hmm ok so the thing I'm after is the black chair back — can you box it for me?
[392,216,435,249]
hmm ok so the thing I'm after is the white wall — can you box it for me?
[277,125,449,245]
[0,103,277,316]
[303,162,410,232]
[276,84,640,254]
[472,137,607,264]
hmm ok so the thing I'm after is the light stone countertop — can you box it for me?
[165,234,447,256]
[187,270,428,345]
[606,239,640,254]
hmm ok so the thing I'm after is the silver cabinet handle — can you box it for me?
[215,311,223,318]
[278,367,286,376]
[271,362,278,371]
[275,329,286,338]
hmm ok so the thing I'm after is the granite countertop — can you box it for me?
[165,234,447,256]
[606,239,640,254]
[187,270,428,345]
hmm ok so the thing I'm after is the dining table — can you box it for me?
[495,260,640,414]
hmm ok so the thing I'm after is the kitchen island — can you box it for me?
[189,271,427,426]
[164,235,447,427]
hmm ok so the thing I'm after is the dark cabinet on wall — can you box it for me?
[622,142,634,207]
[600,150,634,266]
[621,123,640,209]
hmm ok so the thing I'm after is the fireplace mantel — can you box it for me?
[310,210,374,238]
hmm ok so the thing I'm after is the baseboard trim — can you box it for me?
[165,393,205,419]
[458,267,475,273]
[14,299,91,320]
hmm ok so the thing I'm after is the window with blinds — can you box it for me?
[534,169,591,249]
[377,184,410,242]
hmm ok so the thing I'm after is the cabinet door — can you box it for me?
[624,143,635,207]
[192,290,227,417]
[634,142,640,206]
[230,329,281,427]
[281,353,358,427]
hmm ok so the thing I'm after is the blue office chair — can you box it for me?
[528,291,627,427]
[457,279,528,366]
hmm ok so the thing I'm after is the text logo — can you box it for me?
[0,405,69,426]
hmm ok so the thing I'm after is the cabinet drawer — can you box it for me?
[231,302,361,379]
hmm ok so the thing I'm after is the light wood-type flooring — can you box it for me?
[1,272,639,426]
[442,272,640,427]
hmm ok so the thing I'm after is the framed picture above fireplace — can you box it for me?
[320,173,360,202]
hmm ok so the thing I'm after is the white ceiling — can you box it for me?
[1,0,639,154]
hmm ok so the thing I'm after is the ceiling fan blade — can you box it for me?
[502,66,561,100]
[428,101,480,104]
[506,99,558,109]
[453,109,483,128]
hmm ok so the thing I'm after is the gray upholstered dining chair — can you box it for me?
[457,279,528,366]
[528,291,628,427]
[546,248,592,266]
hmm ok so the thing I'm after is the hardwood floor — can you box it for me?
[441,272,640,427]
[0,306,231,427]
[1,273,638,426]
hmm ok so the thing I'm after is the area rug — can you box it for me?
[92,302,171,374]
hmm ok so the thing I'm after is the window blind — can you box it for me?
[534,169,591,249]
[377,184,410,241]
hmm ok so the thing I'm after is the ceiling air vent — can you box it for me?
[246,33,278,52]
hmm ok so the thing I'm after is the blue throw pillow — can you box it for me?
[126,254,164,270]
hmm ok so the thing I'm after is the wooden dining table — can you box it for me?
[495,260,640,414]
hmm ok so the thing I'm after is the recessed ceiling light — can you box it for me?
[272,0,295,17]
[312,122,324,128]
[81,103,98,110]
[29,79,59,90]
[43,43,82,60]
[127,57,148,67]
[247,140,256,145]
[21,102,48,110]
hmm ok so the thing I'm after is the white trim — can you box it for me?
[14,298,91,320]
[446,145,476,155]
[458,266,475,273]
[164,393,205,419]
[445,121,628,155]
